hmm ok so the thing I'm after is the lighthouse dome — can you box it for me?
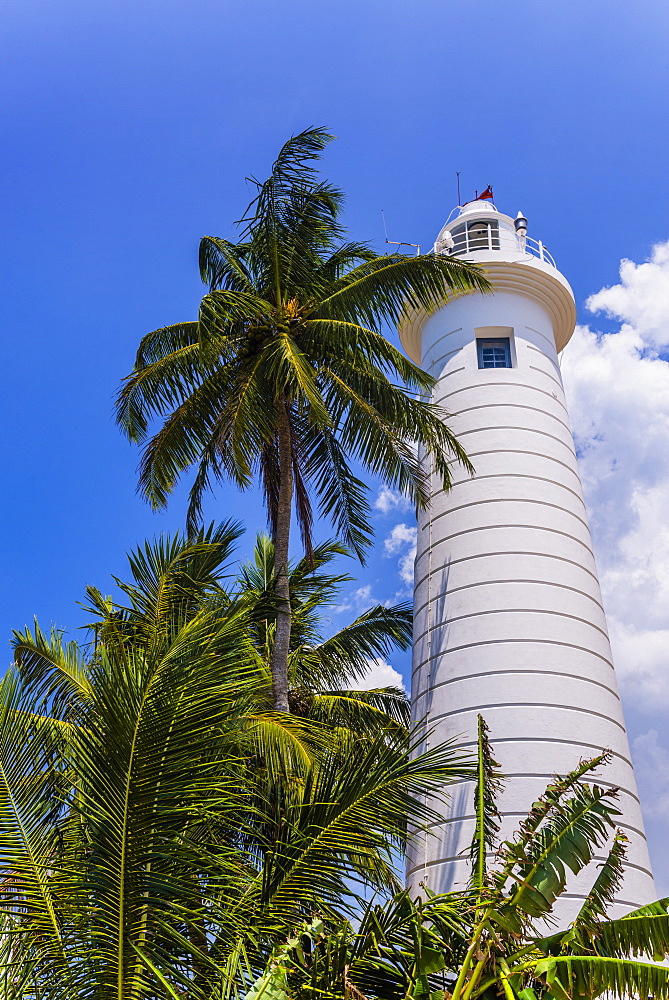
[401,199,576,363]
[435,199,559,271]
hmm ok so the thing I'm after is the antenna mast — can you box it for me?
[381,210,421,256]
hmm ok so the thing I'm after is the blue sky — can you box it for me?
[2,0,669,888]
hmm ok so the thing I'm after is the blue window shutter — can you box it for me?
[477,338,511,369]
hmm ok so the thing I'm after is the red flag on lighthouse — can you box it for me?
[477,185,494,201]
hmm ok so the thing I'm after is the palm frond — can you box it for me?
[199,235,254,292]
[0,669,69,986]
[252,732,476,924]
[292,602,412,690]
[574,829,628,930]
[505,783,621,920]
[135,321,199,366]
[12,620,91,708]
[116,340,203,442]
[303,317,436,392]
[118,520,242,624]
[302,421,373,560]
[135,368,247,507]
[316,252,490,329]
[469,715,502,891]
[534,953,669,999]
[198,289,273,346]
[241,127,336,224]
[303,688,410,731]
[591,910,669,961]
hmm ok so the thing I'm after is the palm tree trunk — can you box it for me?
[270,404,293,712]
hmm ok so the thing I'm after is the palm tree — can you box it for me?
[238,532,410,731]
[116,127,490,711]
[87,526,411,736]
[0,527,475,999]
[263,717,669,1000]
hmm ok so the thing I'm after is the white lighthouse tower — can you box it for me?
[401,196,654,917]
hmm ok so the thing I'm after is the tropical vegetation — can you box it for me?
[0,526,473,999]
[116,127,489,710]
[249,718,669,1000]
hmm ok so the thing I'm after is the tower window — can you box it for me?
[477,338,512,368]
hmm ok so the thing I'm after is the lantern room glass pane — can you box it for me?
[451,220,500,254]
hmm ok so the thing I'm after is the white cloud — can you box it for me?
[384,523,418,586]
[632,729,669,819]
[561,240,669,710]
[335,584,374,614]
[384,522,417,554]
[334,583,395,614]
[351,583,373,604]
[586,243,669,352]
[374,485,411,515]
[347,656,407,692]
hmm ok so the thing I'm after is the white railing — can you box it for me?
[523,236,557,268]
[443,228,557,268]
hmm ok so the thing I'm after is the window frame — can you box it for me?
[477,337,512,369]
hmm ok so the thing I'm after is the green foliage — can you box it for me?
[238,533,411,728]
[117,126,488,714]
[469,715,502,891]
[117,126,489,555]
[0,526,474,999]
[8,531,665,999]
[257,730,669,1000]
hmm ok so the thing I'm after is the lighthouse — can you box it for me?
[400,196,654,917]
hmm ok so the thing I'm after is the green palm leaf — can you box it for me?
[469,715,502,892]
[252,732,475,924]
[0,669,78,997]
[574,830,628,930]
[535,953,669,999]
[506,783,622,919]
[117,127,487,709]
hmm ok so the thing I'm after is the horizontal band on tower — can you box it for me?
[450,422,577,458]
[413,635,615,670]
[407,855,653,883]
[422,326,463,359]
[408,810,648,846]
[414,522,595,562]
[450,447,583,482]
[410,667,621,703]
[524,323,558,350]
[424,495,591,533]
[416,546,602,588]
[432,473,589,511]
[415,605,611,646]
[432,363,466,379]
[413,734,634,771]
[413,578,604,617]
[444,400,574,436]
[408,851,652,878]
[414,635,615,670]
[530,364,565,391]
[424,700,627,732]
[428,347,461,371]
[436,379,570,417]
[552,894,651,909]
[527,342,563,375]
